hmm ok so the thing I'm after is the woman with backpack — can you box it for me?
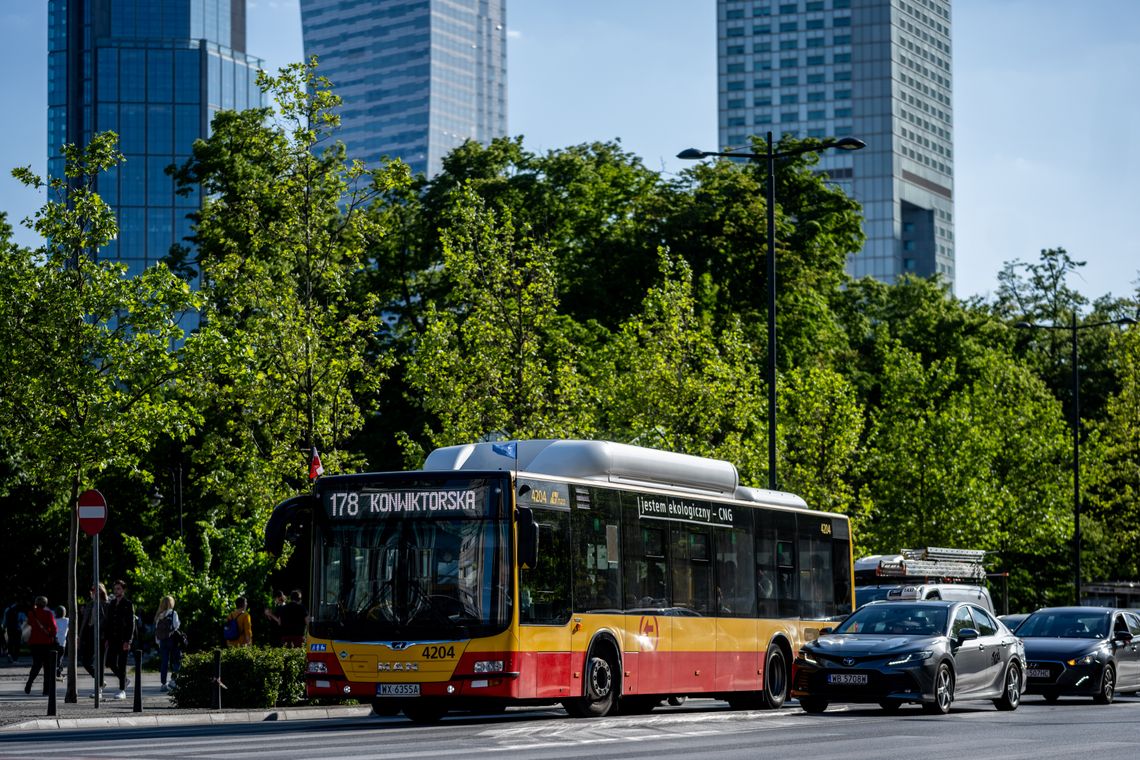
[224,597,252,647]
[153,595,183,691]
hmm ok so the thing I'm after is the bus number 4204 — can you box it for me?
[423,645,456,660]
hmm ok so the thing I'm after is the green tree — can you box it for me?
[0,133,198,700]
[401,187,594,456]
[165,59,404,619]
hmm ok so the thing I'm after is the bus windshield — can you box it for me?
[310,476,511,641]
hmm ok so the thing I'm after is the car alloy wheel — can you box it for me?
[1094,665,1115,705]
[995,664,1021,711]
[923,663,953,715]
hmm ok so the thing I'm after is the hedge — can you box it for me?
[170,646,306,709]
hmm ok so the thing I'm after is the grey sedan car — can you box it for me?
[793,600,1026,714]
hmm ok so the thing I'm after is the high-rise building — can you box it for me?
[299,0,508,178]
[48,0,265,277]
[717,0,954,289]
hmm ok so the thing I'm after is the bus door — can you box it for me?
[517,484,574,700]
[669,525,716,693]
[622,510,671,696]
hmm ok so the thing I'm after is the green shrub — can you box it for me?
[171,646,306,709]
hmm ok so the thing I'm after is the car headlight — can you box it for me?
[1066,653,1099,667]
[798,648,820,666]
[888,650,933,667]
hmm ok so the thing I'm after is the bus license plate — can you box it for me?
[1027,669,1051,679]
[377,683,421,697]
[827,673,868,685]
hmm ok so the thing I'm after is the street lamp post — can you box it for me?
[678,132,865,490]
[1016,314,1137,604]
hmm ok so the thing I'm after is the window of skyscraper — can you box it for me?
[779,21,798,32]
[754,42,772,52]
[834,52,851,63]
[780,39,798,50]
[780,57,798,68]
[807,37,824,47]
[833,34,851,44]
[807,55,825,66]
[807,91,825,102]
[727,44,745,55]
[808,109,825,120]
[781,111,798,122]
[833,16,851,27]
[806,18,824,29]
[780,75,799,86]
[779,3,798,12]
[753,24,771,34]
[782,93,799,104]
[806,72,824,83]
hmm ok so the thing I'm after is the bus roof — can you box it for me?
[422,439,808,509]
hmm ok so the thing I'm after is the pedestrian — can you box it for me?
[79,584,108,697]
[153,595,182,691]
[4,599,25,663]
[53,606,69,679]
[224,596,252,647]
[279,589,309,648]
[105,580,135,700]
[23,596,57,695]
[262,589,286,646]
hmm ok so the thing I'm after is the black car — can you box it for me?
[793,600,1025,714]
[1016,606,1140,704]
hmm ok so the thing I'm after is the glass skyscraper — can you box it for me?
[299,0,508,178]
[717,0,955,289]
[48,0,265,277]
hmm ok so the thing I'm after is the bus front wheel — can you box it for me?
[564,650,618,717]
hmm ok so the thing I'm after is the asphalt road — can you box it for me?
[4,695,1140,760]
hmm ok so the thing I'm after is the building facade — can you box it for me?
[717,0,954,288]
[48,0,264,278]
[299,0,508,178]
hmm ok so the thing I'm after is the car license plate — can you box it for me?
[1027,668,1051,679]
[827,673,868,685]
[377,683,421,696]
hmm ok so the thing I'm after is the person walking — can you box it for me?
[105,580,135,700]
[23,596,57,695]
[279,590,309,648]
[153,595,182,691]
[79,584,108,697]
[4,600,26,664]
[224,597,252,647]
[53,606,69,679]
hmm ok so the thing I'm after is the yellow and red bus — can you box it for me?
[266,439,854,722]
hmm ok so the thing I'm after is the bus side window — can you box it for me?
[520,507,572,625]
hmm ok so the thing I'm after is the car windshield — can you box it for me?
[833,604,948,636]
[1015,610,1110,639]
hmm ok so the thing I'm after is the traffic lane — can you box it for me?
[4,697,1140,760]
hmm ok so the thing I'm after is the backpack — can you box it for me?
[155,614,174,641]
[173,627,189,650]
[222,614,240,641]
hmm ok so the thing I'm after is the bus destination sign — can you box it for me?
[325,488,483,520]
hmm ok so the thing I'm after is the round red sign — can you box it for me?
[78,489,107,536]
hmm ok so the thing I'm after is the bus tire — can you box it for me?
[760,642,788,709]
[564,648,618,718]
[403,700,446,724]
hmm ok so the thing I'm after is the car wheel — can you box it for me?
[922,663,953,715]
[994,663,1021,711]
[879,700,902,713]
[564,649,618,717]
[761,643,788,709]
[667,696,686,706]
[1093,664,1116,705]
[799,696,828,714]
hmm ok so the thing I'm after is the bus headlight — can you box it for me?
[474,660,504,673]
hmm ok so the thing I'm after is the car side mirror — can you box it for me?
[820,626,834,635]
[1115,631,1134,645]
[957,628,979,642]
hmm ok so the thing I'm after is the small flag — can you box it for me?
[491,441,517,459]
[309,447,324,480]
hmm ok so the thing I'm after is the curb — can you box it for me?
[2,705,374,732]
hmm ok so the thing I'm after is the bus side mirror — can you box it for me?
[516,506,539,570]
[264,494,316,555]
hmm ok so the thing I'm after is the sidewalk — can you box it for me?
[0,657,370,731]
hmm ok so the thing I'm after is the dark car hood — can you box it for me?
[1021,636,1111,660]
[810,634,940,655]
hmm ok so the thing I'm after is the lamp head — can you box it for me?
[832,137,866,151]
[676,148,709,160]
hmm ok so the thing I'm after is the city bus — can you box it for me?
[265,439,854,722]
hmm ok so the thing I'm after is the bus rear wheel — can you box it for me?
[760,643,788,709]
[564,650,618,717]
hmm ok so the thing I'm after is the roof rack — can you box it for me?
[872,547,987,582]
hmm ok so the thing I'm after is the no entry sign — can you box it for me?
[78,489,107,536]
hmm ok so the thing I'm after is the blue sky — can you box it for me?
[2,0,1137,302]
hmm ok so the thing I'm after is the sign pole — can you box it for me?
[93,532,100,709]
[78,489,108,709]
